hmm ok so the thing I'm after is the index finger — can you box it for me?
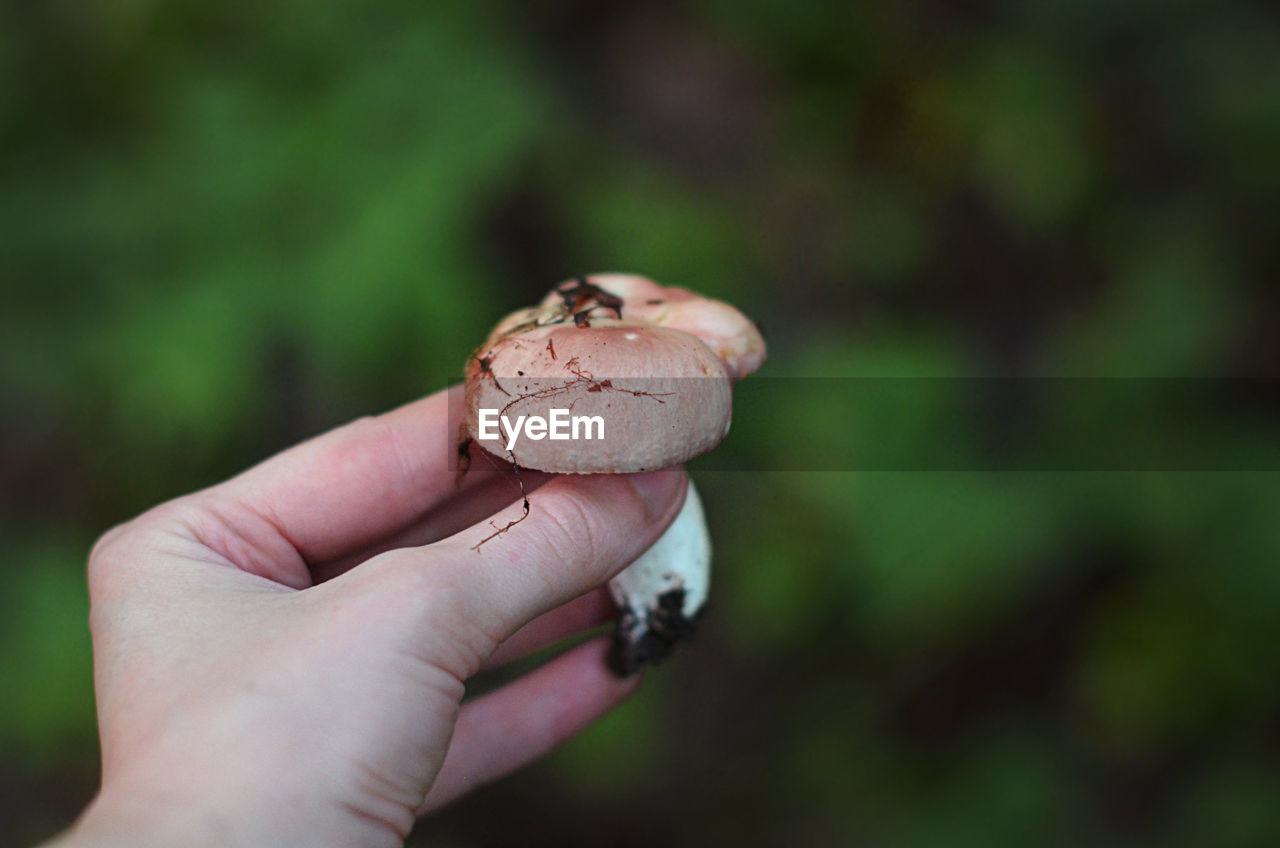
[216,384,500,564]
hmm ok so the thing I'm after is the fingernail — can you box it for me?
[629,469,686,521]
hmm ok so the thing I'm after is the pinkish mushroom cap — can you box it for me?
[464,274,766,474]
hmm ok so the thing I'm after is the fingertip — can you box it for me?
[580,633,647,697]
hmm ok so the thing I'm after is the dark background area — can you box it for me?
[3,0,1280,845]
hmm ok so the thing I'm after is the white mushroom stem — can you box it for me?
[606,481,710,676]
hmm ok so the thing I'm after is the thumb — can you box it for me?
[398,469,688,662]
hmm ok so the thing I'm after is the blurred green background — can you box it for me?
[3,0,1280,845]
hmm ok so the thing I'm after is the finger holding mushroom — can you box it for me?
[462,274,766,674]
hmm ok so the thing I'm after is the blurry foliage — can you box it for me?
[3,0,1280,845]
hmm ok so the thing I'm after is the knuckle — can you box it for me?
[530,474,651,566]
[366,551,496,674]
[84,497,198,600]
[534,487,601,566]
[359,413,428,491]
[86,522,132,597]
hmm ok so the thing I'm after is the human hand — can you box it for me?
[53,386,688,847]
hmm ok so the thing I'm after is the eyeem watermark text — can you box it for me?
[476,408,605,451]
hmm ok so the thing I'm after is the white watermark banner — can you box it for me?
[448,377,1280,471]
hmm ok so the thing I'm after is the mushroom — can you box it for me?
[462,274,766,674]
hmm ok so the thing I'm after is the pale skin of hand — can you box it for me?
[46,385,688,848]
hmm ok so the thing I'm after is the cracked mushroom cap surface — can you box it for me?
[464,274,766,474]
